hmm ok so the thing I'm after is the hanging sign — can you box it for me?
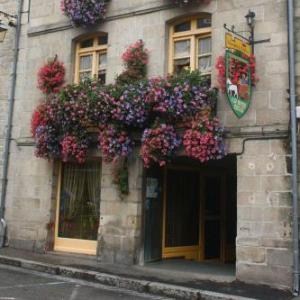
[225,33,252,118]
[225,33,251,57]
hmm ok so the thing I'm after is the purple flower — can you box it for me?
[61,0,106,27]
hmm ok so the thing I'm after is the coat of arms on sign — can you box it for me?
[225,50,252,118]
[225,33,252,119]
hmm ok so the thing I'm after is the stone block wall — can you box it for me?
[0,0,18,202]
[0,0,293,290]
[233,139,292,288]
[98,151,144,264]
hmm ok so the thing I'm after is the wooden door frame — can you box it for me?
[54,161,101,255]
[161,164,227,262]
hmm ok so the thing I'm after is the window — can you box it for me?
[169,16,212,78]
[54,161,102,255]
[75,34,108,84]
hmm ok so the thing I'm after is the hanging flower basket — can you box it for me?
[116,40,149,85]
[183,117,226,162]
[60,0,107,27]
[140,123,181,168]
[98,124,134,163]
[37,56,65,95]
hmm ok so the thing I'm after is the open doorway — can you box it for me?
[144,156,237,268]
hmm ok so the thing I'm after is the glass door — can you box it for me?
[54,162,101,255]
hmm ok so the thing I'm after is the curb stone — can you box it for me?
[0,255,256,300]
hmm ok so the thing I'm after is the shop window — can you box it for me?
[54,161,101,255]
[169,15,212,80]
[75,34,108,84]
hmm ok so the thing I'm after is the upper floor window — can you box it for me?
[75,34,108,84]
[169,15,212,78]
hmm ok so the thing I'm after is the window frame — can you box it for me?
[168,16,212,75]
[74,34,108,84]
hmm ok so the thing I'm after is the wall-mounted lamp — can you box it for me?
[224,9,270,54]
[245,10,256,28]
[0,22,8,42]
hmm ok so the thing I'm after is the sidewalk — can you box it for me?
[0,248,292,300]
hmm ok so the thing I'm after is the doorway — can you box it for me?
[144,156,237,264]
[54,161,101,255]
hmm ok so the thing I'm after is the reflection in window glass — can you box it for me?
[198,37,212,55]
[80,55,92,71]
[174,40,191,58]
[198,56,212,73]
[99,53,107,70]
[80,39,94,48]
[98,53,107,83]
[98,35,108,45]
[197,18,212,29]
[174,58,190,74]
[198,37,212,74]
[174,21,191,33]
[79,72,92,81]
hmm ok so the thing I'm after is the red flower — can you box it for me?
[37,57,65,95]
[31,104,48,137]
[215,53,259,93]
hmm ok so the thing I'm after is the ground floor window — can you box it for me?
[54,161,101,255]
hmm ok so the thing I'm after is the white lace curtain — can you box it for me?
[61,162,101,220]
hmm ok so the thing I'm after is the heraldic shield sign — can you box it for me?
[225,33,252,118]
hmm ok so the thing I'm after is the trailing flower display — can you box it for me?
[61,133,89,164]
[37,57,65,95]
[98,124,134,163]
[106,82,150,127]
[121,40,148,74]
[183,117,226,162]
[116,40,149,85]
[146,72,217,122]
[32,40,226,193]
[60,0,107,27]
[141,123,181,168]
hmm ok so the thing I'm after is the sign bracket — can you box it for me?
[224,20,271,54]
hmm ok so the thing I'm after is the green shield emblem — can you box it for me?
[225,50,252,118]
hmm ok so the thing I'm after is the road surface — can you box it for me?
[0,264,172,300]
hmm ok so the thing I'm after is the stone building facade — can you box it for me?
[0,0,295,291]
[0,0,18,201]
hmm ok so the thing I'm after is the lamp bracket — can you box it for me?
[224,24,250,43]
[252,38,271,45]
[224,23,271,53]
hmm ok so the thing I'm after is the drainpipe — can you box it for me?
[287,0,299,296]
[0,0,23,248]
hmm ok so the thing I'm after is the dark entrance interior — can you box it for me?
[144,156,237,265]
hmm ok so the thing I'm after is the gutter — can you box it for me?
[287,0,299,295]
[0,0,23,247]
